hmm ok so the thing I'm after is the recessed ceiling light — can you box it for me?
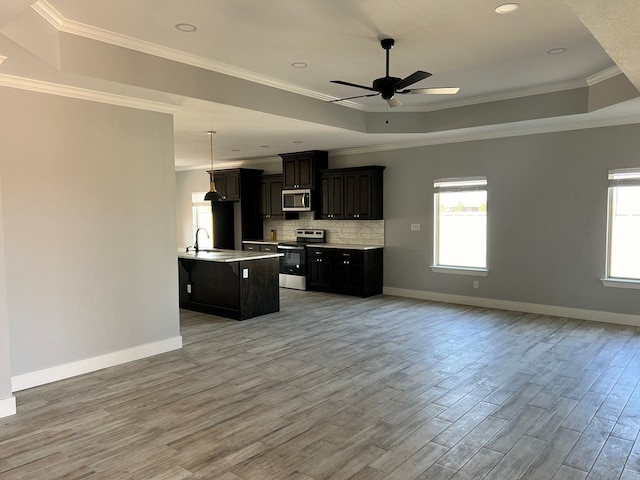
[291,62,308,69]
[495,3,520,14]
[547,47,568,55]
[175,23,197,32]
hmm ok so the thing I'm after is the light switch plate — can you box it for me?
[243,268,249,279]
[410,223,421,231]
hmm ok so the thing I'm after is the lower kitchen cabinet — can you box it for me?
[307,247,383,297]
[242,241,278,252]
[307,248,335,291]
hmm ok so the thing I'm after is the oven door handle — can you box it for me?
[277,245,305,250]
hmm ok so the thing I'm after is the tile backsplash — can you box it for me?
[264,212,384,245]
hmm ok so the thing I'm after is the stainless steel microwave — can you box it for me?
[282,189,311,211]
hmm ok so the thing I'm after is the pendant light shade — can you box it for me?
[204,130,223,202]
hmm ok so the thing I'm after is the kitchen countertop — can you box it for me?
[242,240,384,250]
[178,249,282,262]
[306,243,384,251]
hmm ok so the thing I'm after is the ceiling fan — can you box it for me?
[329,38,459,108]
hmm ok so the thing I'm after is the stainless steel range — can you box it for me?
[278,229,325,290]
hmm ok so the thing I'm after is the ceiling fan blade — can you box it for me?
[387,96,402,108]
[403,87,461,95]
[330,80,378,92]
[327,93,380,103]
[393,70,432,90]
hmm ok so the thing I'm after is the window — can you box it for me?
[605,169,640,285]
[433,177,487,274]
[192,192,213,249]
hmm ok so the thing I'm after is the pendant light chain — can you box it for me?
[209,130,216,190]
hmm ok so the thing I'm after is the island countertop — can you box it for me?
[178,249,282,263]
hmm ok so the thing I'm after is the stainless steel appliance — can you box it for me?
[278,229,325,290]
[282,189,312,212]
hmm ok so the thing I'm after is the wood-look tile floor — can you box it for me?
[2,290,640,479]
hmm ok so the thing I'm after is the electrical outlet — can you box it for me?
[473,280,479,289]
[410,223,421,231]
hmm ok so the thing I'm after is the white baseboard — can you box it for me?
[11,336,183,392]
[0,395,16,418]
[383,287,640,327]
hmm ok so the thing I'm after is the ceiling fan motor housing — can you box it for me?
[373,77,401,99]
[380,38,395,50]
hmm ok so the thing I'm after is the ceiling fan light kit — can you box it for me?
[329,38,459,107]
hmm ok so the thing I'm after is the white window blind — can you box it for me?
[191,192,213,249]
[433,177,487,270]
[606,169,640,281]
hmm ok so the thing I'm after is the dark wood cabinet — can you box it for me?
[280,150,328,189]
[306,247,383,297]
[206,168,263,248]
[332,250,364,296]
[243,242,278,252]
[178,256,279,320]
[306,248,335,291]
[208,169,240,201]
[319,166,384,220]
[259,174,284,218]
[320,172,344,219]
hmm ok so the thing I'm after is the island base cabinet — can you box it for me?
[178,257,279,320]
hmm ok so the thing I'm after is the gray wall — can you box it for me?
[0,175,13,412]
[331,124,640,317]
[0,87,181,380]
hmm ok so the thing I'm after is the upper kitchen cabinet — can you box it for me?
[320,172,344,219]
[280,150,328,189]
[206,168,264,203]
[207,169,240,201]
[259,174,284,218]
[320,166,385,220]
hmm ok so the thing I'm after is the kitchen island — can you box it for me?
[178,249,281,320]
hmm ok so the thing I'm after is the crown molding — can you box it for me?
[586,65,623,86]
[0,73,179,114]
[31,0,332,103]
[31,0,617,112]
[31,0,64,28]
[331,112,640,157]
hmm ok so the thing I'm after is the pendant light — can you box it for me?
[204,130,223,202]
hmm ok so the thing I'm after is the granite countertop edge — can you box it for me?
[178,249,282,263]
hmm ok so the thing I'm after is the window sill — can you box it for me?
[601,278,640,290]
[430,266,489,277]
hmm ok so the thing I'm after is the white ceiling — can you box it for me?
[1,0,639,170]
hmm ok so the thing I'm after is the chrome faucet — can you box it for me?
[194,227,210,253]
